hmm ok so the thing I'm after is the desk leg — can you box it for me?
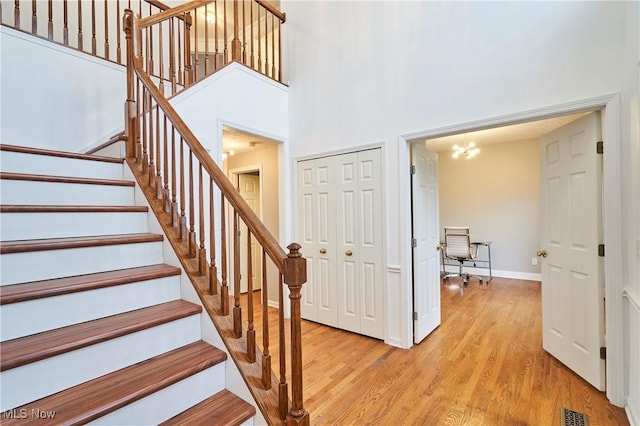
[487,244,493,283]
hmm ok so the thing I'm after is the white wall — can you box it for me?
[438,139,540,278]
[282,0,639,414]
[0,26,125,152]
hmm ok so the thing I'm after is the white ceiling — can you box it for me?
[222,126,279,156]
[424,112,589,153]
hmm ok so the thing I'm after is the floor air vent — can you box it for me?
[561,408,590,426]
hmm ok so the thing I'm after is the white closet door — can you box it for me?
[355,149,384,339]
[315,156,338,327]
[297,160,317,321]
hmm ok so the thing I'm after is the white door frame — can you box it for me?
[398,93,623,406]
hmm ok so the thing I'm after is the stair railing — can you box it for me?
[1,0,285,86]
[124,5,307,425]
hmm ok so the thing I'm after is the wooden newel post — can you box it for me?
[284,243,310,426]
[231,0,241,61]
[123,10,136,159]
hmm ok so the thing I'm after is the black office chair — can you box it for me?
[442,227,478,286]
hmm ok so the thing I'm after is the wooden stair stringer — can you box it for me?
[126,158,285,425]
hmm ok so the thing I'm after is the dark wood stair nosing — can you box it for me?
[160,389,256,426]
[0,172,134,187]
[0,264,181,305]
[1,341,227,426]
[0,300,203,371]
[0,233,164,255]
[0,144,124,164]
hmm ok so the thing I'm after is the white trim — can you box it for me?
[441,265,541,282]
[625,405,638,426]
[623,288,640,312]
[399,93,624,406]
[294,141,385,162]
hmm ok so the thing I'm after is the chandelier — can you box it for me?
[452,140,480,159]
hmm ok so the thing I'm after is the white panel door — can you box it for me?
[314,156,337,327]
[539,112,604,390]
[238,174,262,293]
[411,143,441,344]
[354,149,384,339]
[297,160,318,321]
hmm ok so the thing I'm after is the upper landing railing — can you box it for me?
[1,0,285,88]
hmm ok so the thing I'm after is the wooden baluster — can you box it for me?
[278,272,288,420]
[163,116,170,212]
[14,1,20,30]
[250,1,254,69]
[159,19,164,94]
[204,4,209,76]
[233,211,242,337]
[193,6,199,81]
[262,249,271,388]
[223,0,227,63]
[184,12,192,85]
[124,10,136,159]
[247,231,255,362]
[48,0,53,40]
[148,2,154,75]
[77,0,83,50]
[188,149,197,257]
[135,80,142,161]
[264,8,269,77]
[177,18,183,86]
[220,194,229,314]
[179,139,187,241]
[141,87,148,173]
[148,93,156,187]
[169,19,176,94]
[214,0,219,69]
[256,6,261,73]
[31,0,36,35]
[231,0,241,61]
[277,19,281,82]
[241,0,246,64]
[154,108,162,198]
[63,0,69,46]
[116,0,121,63]
[199,163,207,275]
[171,128,178,227]
[91,0,96,55]
[271,15,275,79]
[209,179,217,295]
[284,243,310,426]
[104,0,110,60]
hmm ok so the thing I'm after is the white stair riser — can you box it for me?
[1,276,181,341]
[0,315,202,411]
[90,364,226,425]
[92,141,125,159]
[0,180,134,205]
[0,241,164,285]
[0,151,124,180]
[0,211,149,241]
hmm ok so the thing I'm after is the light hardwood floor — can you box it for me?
[245,277,629,425]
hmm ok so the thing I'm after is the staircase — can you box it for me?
[0,144,256,425]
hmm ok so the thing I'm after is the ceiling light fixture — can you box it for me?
[206,13,216,24]
[452,139,480,159]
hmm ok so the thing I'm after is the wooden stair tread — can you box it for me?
[1,341,227,426]
[0,233,164,254]
[160,389,256,426]
[0,264,181,305]
[0,205,148,213]
[0,300,202,371]
[0,144,124,164]
[0,172,134,187]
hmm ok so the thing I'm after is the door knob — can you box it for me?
[320,248,327,254]
[345,250,353,256]
[536,249,548,258]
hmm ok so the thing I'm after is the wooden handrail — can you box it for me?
[124,5,307,424]
[255,0,285,23]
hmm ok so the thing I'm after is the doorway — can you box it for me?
[404,94,623,404]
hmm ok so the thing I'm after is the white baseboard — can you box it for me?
[442,265,541,282]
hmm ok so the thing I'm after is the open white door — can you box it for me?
[539,112,605,390]
[411,143,441,344]
[238,173,262,293]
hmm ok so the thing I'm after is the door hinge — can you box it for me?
[600,346,606,360]
[413,312,418,321]
[410,165,416,175]
[598,244,605,257]
[596,141,603,154]
[412,238,417,248]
